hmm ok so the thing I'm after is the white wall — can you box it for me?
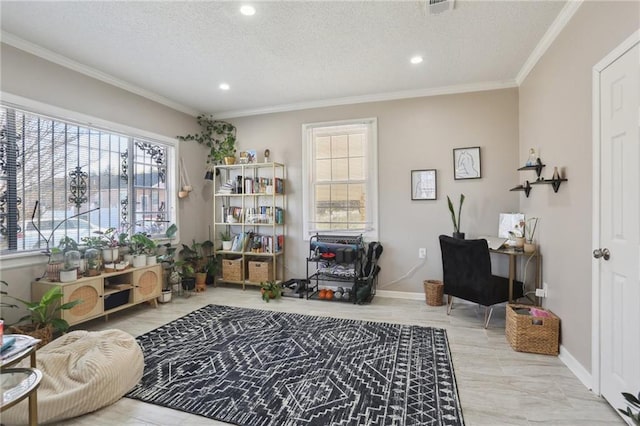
[230,89,521,292]
[519,1,639,371]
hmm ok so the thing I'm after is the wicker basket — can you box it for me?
[423,280,444,306]
[506,304,560,355]
[248,261,273,283]
[222,258,243,281]
[7,324,53,349]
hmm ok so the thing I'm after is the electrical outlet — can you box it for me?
[418,248,427,259]
[535,288,546,298]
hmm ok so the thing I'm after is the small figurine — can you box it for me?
[264,149,270,163]
[526,148,537,166]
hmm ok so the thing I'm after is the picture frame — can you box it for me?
[411,169,437,200]
[453,146,481,180]
[239,150,258,164]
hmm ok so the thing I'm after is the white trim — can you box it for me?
[559,344,594,391]
[1,31,198,117]
[516,1,583,85]
[590,29,640,396]
[0,92,178,147]
[376,290,425,301]
[213,81,517,119]
[301,117,379,241]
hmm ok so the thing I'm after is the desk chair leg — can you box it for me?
[483,306,494,329]
[447,296,454,315]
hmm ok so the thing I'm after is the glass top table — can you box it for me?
[1,368,43,426]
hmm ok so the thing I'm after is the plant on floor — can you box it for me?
[0,280,18,319]
[177,116,237,165]
[260,281,282,302]
[446,194,465,237]
[619,391,640,425]
[12,286,82,334]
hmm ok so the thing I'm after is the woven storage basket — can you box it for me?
[222,258,243,281]
[8,324,53,349]
[506,304,560,355]
[423,280,444,306]
[249,261,273,283]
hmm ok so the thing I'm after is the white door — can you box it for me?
[596,39,640,414]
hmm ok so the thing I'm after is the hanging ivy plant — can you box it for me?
[177,115,237,165]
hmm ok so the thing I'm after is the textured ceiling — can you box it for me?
[0,1,566,118]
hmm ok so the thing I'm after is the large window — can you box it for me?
[302,118,378,239]
[0,104,176,255]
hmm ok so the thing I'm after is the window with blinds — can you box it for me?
[302,118,378,239]
[0,105,175,254]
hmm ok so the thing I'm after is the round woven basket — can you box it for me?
[8,323,53,349]
[423,280,444,306]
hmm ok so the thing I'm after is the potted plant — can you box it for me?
[94,227,120,263]
[220,230,233,251]
[9,286,83,347]
[174,260,196,292]
[447,194,465,239]
[177,116,237,166]
[260,281,283,302]
[179,240,215,291]
[130,232,156,267]
[619,390,640,425]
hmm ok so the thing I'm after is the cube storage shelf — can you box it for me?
[31,264,162,326]
[213,162,285,288]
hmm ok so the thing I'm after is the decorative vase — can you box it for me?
[102,247,119,263]
[158,290,172,303]
[524,241,537,253]
[132,255,147,268]
[514,237,525,250]
[59,269,77,283]
[452,232,465,239]
[195,272,207,292]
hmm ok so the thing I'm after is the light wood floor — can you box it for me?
[61,286,622,425]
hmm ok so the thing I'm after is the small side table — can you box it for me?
[1,367,43,426]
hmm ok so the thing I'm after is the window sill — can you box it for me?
[0,251,49,271]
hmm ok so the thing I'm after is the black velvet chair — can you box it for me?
[439,235,524,328]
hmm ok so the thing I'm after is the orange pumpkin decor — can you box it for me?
[325,290,334,300]
[318,289,327,299]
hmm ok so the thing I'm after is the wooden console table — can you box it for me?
[490,247,542,305]
[31,264,162,327]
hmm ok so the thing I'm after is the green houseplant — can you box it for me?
[619,390,640,425]
[10,286,83,346]
[260,281,283,302]
[447,194,465,239]
[177,116,237,166]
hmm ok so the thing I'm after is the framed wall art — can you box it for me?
[411,169,437,200]
[453,146,481,180]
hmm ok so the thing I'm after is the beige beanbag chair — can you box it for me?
[3,329,143,425]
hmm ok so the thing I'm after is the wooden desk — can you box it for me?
[490,247,542,305]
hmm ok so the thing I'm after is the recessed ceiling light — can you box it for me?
[410,56,424,65]
[240,5,256,16]
[219,83,230,91]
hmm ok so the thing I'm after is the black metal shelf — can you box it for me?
[510,181,532,197]
[530,178,568,193]
[517,158,545,178]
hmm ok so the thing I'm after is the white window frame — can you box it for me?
[301,117,378,241]
[0,92,180,268]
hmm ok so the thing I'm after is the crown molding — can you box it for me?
[212,80,518,119]
[1,31,199,117]
[516,0,584,85]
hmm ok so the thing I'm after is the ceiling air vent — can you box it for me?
[428,0,455,14]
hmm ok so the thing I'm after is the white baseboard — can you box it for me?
[559,344,594,391]
[376,290,425,301]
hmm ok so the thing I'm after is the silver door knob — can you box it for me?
[593,248,610,260]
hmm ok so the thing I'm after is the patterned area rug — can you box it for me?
[126,304,464,426]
